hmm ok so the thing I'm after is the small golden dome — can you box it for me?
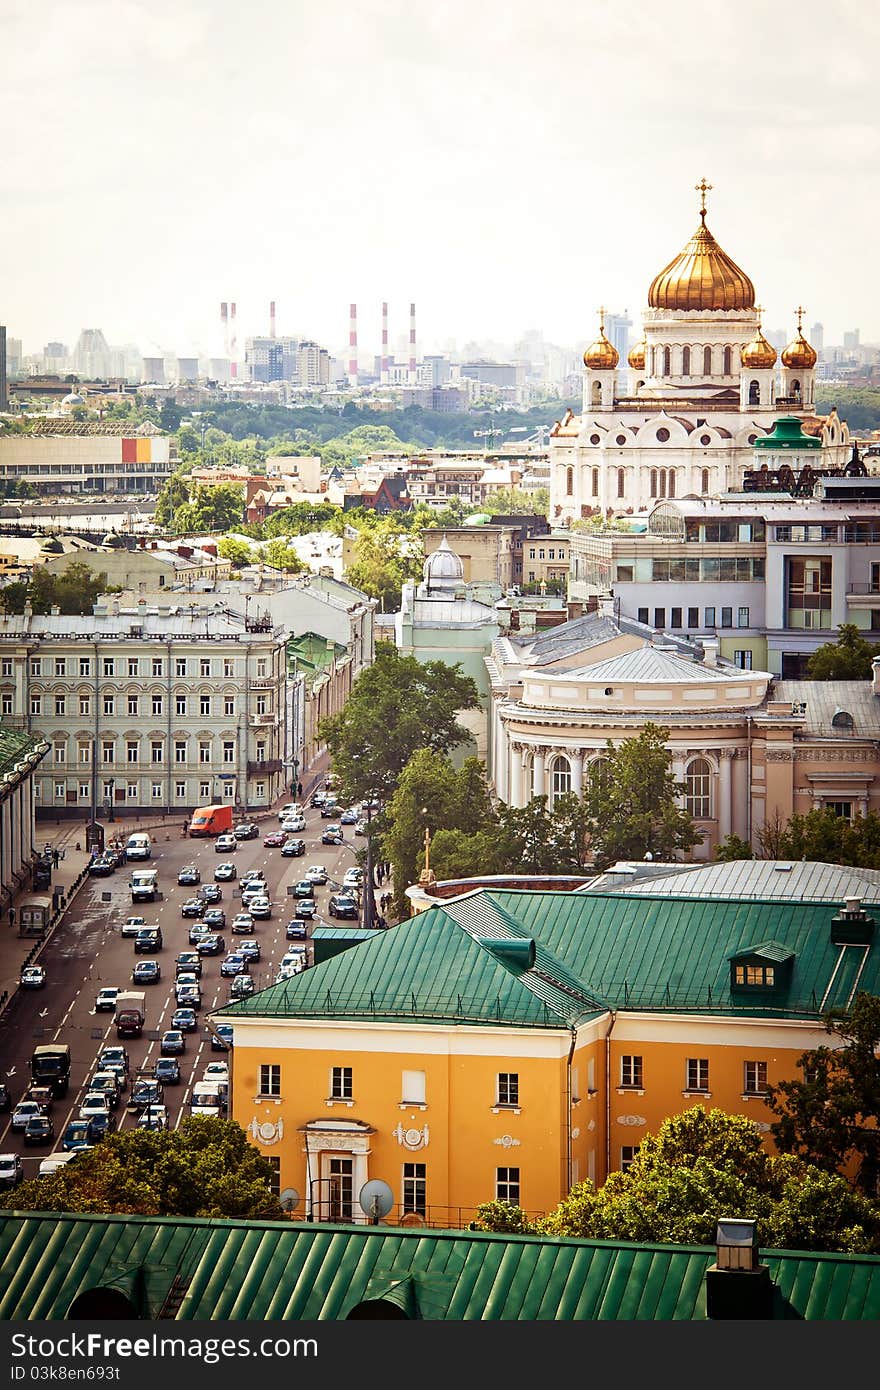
[781,330,817,369]
[583,310,619,370]
[628,339,646,370]
[741,327,777,369]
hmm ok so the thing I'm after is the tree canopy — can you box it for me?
[345,516,424,612]
[715,807,880,869]
[808,624,879,681]
[583,724,701,870]
[261,538,305,573]
[0,1117,284,1219]
[0,561,120,616]
[319,643,479,806]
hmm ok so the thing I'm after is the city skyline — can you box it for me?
[3,0,879,356]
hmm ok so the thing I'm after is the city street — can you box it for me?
[0,798,368,1178]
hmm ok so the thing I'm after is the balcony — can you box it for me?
[247,759,282,776]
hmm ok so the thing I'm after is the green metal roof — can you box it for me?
[218,886,879,1029]
[1,1211,878,1320]
[0,727,47,781]
[728,941,796,964]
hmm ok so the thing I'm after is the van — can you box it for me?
[130,869,159,902]
[188,804,233,838]
[190,1080,223,1117]
[125,833,152,861]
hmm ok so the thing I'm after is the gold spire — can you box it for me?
[583,306,620,369]
[648,181,755,312]
[781,306,817,369]
[741,305,777,369]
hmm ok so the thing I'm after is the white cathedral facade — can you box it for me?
[549,184,851,520]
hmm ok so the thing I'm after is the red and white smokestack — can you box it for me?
[270,301,276,340]
[220,302,229,357]
[409,301,417,379]
[381,301,389,378]
[230,301,237,379]
[348,302,358,386]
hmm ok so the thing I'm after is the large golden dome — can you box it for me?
[628,339,646,370]
[741,325,777,369]
[648,183,755,312]
[583,316,619,370]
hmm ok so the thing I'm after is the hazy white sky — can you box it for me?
[2,0,877,359]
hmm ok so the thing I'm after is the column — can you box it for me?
[733,751,749,841]
[718,752,732,841]
[572,751,584,798]
[509,743,522,809]
[532,750,546,800]
[352,1148,370,1223]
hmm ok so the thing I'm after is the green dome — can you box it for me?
[463,513,492,526]
[753,416,820,451]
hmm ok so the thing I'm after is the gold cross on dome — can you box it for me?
[695,177,713,214]
[597,305,607,331]
[795,305,806,331]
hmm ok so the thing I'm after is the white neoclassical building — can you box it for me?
[550,182,850,520]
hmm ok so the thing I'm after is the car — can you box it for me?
[104,845,127,869]
[293,879,315,898]
[138,1106,168,1131]
[175,984,202,1010]
[90,1072,121,1109]
[320,800,340,818]
[249,896,272,919]
[171,1008,198,1033]
[0,1083,11,1114]
[322,826,343,845]
[203,1061,228,1081]
[285,921,308,940]
[177,865,201,886]
[196,933,225,956]
[154,1057,181,1085]
[175,970,200,990]
[181,897,204,918]
[305,864,328,885]
[233,822,259,840]
[0,1153,24,1189]
[87,855,116,876]
[120,916,146,938]
[229,974,255,1000]
[220,953,247,978]
[294,898,316,920]
[281,947,307,968]
[188,922,211,946]
[94,986,119,1012]
[129,1079,163,1111]
[85,1111,111,1142]
[340,808,358,825]
[134,926,163,953]
[215,834,237,852]
[237,938,261,962]
[98,1047,130,1088]
[231,912,255,934]
[211,1024,234,1051]
[280,838,306,858]
[20,965,46,988]
[278,802,301,819]
[61,1120,93,1153]
[132,960,161,984]
[328,893,359,920]
[310,788,327,808]
[202,907,226,929]
[355,818,368,835]
[240,879,268,900]
[79,1093,110,1122]
[275,963,302,982]
[160,1029,186,1055]
[343,867,363,889]
[25,1084,54,1110]
[198,882,222,903]
[240,869,264,885]
[175,951,202,977]
[214,861,237,881]
[280,815,306,833]
[263,830,287,847]
[23,1115,55,1146]
[12,1100,46,1132]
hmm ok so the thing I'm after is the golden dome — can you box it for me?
[628,339,646,370]
[583,314,619,370]
[781,325,817,369]
[648,183,754,312]
[741,326,777,369]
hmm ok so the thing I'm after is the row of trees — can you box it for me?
[716,805,880,868]
[0,561,119,616]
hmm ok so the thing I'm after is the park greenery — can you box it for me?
[0,1117,285,1219]
[0,561,120,616]
[474,1105,880,1253]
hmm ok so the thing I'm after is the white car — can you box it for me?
[281,948,307,969]
[137,1106,168,1131]
[275,963,303,982]
[12,1101,45,1132]
[121,916,146,938]
[305,864,328,885]
[203,1062,228,1081]
[94,987,119,1012]
[231,912,255,934]
[241,882,269,906]
[248,895,272,919]
[79,1092,110,1122]
[278,803,302,820]
[280,815,306,833]
[343,868,364,890]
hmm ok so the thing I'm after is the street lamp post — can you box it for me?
[106,777,115,823]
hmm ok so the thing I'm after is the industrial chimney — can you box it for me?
[409,301,417,380]
[230,301,237,379]
[348,303,358,387]
[220,302,229,357]
[270,301,276,340]
[381,301,389,381]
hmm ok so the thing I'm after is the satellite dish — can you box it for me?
[279,1187,300,1213]
[359,1179,394,1224]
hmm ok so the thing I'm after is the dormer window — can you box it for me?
[729,941,794,995]
[734,964,775,987]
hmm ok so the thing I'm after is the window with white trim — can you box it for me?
[101,740,115,764]
[224,660,234,678]
[151,658,163,677]
[128,658,139,677]
[620,1055,643,1088]
[330,1066,352,1099]
[79,657,90,677]
[79,783,89,800]
[30,659,41,677]
[685,758,711,819]
[1,659,11,677]
[103,658,114,677]
[222,741,234,764]
[199,782,210,799]
[103,695,114,716]
[174,740,187,764]
[620,1145,640,1173]
[151,741,163,764]
[255,781,265,799]
[53,742,66,765]
[151,782,162,799]
[176,695,187,717]
[744,1061,768,1095]
[497,1072,519,1106]
[54,781,65,799]
[175,781,186,799]
[256,695,267,715]
[127,783,138,800]
[496,1167,520,1204]
[199,741,211,764]
[224,697,235,716]
[55,695,66,717]
[686,1058,709,1092]
[78,743,90,764]
[200,659,211,678]
[30,696,41,716]
[128,695,139,716]
[256,658,267,678]
[200,695,211,717]
[1,694,11,716]
[259,1064,281,1097]
[79,695,90,716]
[152,695,163,716]
[402,1162,426,1216]
[55,658,66,677]
[176,658,187,677]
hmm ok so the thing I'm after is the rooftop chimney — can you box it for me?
[705,1219,773,1319]
[703,638,720,666]
[872,655,880,696]
[831,897,875,945]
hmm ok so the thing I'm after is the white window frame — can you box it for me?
[686,1058,709,1092]
[259,1064,281,1097]
[330,1066,352,1100]
[620,1055,643,1089]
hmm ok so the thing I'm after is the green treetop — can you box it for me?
[808,624,880,681]
[583,723,701,870]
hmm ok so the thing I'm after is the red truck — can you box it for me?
[187,804,233,837]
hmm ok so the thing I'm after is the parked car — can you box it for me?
[175,951,202,977]
[160,1029,186,1055]
[202,907,226,929]
[231,912,255,935]
[94,986,119,1012]
[328,893,359,920]
[285,921,308,940]
[280,838,306,858]
[198,883,222,903]
[237,938,261,962]
[211,1024,234,1051]
[154,1057,181,1085]
[132,960,161,984]
[233,822,259,840]
[305,864,328,885]
[355,819,368,835]
[120,916,146,937]
[248,896,272,919]
[263,830,287,847]
[340,808,359,825]
[87,856,116,876]
[215,834,237,853]
[171,1008,198,1033]
[12,1101,46,1133]
[177,865,201,886]
[294,899,317,920]
[23,1115,55,1146]
[20,965,46,988]
[180,897,204,918]
[196,934,225,956]
[229,974,255,1000]
[214,862,237,881]
[0,1153,23,1189]
[220,953,247,978]
[321,826,343,845]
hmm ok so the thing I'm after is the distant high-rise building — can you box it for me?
[73,328,112,379]
[245,335,329,388]
[766,328,787,350]
[0,326,7,411]
[605,312,632,363]
[6,338,22,380]
[843,329,860,350]
[811,322,824,353]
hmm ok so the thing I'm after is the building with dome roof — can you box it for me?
[550,184,850,520]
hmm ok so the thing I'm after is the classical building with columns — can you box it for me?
[549,182,850,520]
[487,610,880,857]
[0,727,49,911]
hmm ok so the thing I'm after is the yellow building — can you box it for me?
[216,869,878,1226]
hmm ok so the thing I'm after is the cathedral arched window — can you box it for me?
[566,466,573,496]
[592,468,599,497]
[589,756,610,792]
[550,755,572,807]
[686,758,711,819]
[723,346,732,375]
[703,345,712,375]
[663,346,671,376]
[649,348,656,376]
[682,346,691,376]
[792,379,802,399]
[617,468,625,498]
[591,381,602,406]
[668,471,675,498]
[701,468,710,495]
[749,379,760,406]
[650,469,658,498]
[659,470,667,499]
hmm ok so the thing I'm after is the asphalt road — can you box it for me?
[0,803,366,1177]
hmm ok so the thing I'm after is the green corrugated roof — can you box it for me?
[218,887,879,1028]
[1,1211,879,1320]
[0,727,46,780]
[728,941,796,964]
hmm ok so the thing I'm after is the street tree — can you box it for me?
[154,470,190,528]
[345,517,424,612]
[583,724,701,869]
[808,623,880,681]
[261,538,305,573]
[0,1117,284,1219]
[217,536,254,568]
[172,482,244,534]
[0,562,120,616]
